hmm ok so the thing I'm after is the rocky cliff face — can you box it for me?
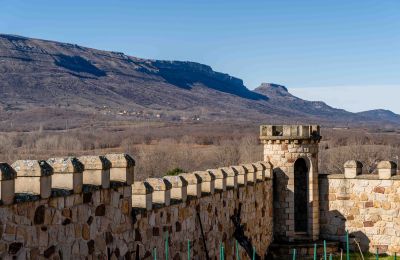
[0,33,398,128]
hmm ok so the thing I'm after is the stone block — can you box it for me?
[47,157,84,193]
[131,182,153,210]
[377,161,397,179]
[12,160,53,198]
[220,167,237,189]
[163,175,188,202]
[145,178,172,206]
[105,153,135,185]
[79,155,111,188]
[193,171,215,195]
[232,165,247,186]
[242,164,256,184]
[179,173,202,198]
[344,160,363,178]
[207,169,227,191]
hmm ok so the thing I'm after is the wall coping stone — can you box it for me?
[105,153,135,168]
[12,160,53,177]
[78,155,111,170]
[47,157,84,173]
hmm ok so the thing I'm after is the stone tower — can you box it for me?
[260,125,321,242]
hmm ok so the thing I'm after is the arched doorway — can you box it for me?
[294,158,308,233]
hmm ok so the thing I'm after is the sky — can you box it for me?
[1,0,399,112]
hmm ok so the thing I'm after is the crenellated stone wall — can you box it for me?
[0,154,274,259]
[319,160,400,255]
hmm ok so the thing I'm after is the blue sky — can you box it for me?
[1,1,399,112]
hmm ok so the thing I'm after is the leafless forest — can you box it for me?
[0,121,399,180]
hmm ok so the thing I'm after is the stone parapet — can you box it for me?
[260,125,321,143]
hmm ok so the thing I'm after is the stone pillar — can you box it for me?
[260,124,321,242]
[105,153,135,185]
[47,157,84,193]
[79,155,111,189]
[0,163,16,205]
[12,160,53,199]
[377,160,397,179]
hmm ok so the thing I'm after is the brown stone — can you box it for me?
[82,224,90,240]
[365,201,373,208]
[373,186,385,194]
[363,221,374,227]
[62,208,71,218]
[121,199,129,215]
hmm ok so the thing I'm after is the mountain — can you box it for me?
[0,33,398,130]
[357,109,400,124]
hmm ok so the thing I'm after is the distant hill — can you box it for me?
[0,33,398,130]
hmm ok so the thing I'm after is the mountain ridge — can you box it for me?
[0,33,398,130]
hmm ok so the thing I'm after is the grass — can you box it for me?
[331,252,394,260]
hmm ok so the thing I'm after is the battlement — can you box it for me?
[260,124,321,142]
[0,153,272,209]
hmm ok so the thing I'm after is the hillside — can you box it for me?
[0,34,398,130]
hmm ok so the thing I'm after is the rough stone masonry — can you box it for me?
[0,125,399,259]
[0,154,273,259]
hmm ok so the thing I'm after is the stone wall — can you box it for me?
[319,160,400,255]
[0,154,274,259]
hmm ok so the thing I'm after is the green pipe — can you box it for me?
[292,248,296,260]
[314,243,317,260]
[153,247,157,260]
[395,252,397,260]
[330,253,333,260]
[253,246,256,260]
[346,231,350,260]
[236,240,240,260]
[324,240,327,260]
[219,242,222,260]
[376,248,379,260]
[165,232,169,260]
[187,240,190,260]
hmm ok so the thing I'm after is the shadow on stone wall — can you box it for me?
[319,176,371,253]
[231,202,261,259]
